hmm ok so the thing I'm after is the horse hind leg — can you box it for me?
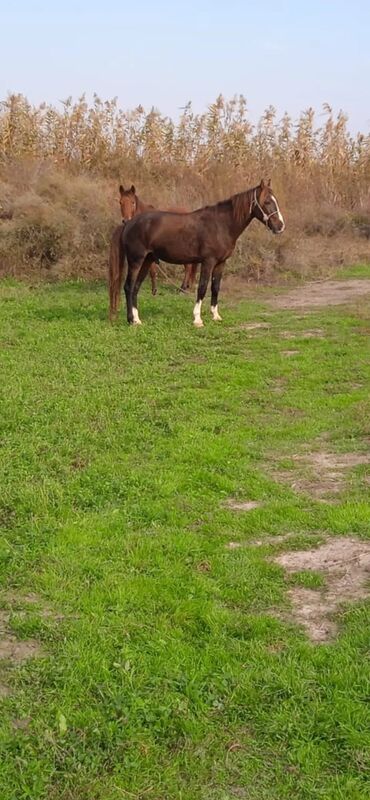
[131,256,153,323]
[150,262,158,296]
[193,259,215,327]
[210,261,225,322]
[109,225,125,321]
[180,264,192,292]
[190,263,198,289]
[125,260,144,325]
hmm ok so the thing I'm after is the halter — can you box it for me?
[250,189,279,225]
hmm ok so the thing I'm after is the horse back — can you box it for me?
[164,205,189,214]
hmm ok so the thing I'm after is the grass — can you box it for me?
[0,272,370,799]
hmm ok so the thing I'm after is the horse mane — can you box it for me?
[204,187,254,225]
[230,188,254,226]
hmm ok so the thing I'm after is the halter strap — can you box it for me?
[250,189,279,225]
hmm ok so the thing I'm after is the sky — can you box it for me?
[1,0,369,133]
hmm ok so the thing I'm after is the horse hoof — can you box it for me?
[152,289,157,296]
[193,319,204,328]
[133,319,142,325]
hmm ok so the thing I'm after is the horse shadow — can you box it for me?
[30,305,108,323]
[28,286,186,324]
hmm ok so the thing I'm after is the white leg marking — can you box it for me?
[211,304,222,322]
[132,307,142,325]
[193,300,203,327]
[271,194,285,231]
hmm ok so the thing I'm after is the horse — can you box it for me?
[108,185,198,318]
[119,185,199,293]
[111,179,285,327]
[109,185,157,308]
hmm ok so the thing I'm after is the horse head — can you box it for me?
[119,184,138,223]
[252,180,285,234]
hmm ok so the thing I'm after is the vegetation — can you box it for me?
[0,273,369,799]
[0,94,369,279]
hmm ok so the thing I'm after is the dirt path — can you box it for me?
[270,279,370,309]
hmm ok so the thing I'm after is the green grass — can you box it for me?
[335,262,370,279]
[0,276,369,800]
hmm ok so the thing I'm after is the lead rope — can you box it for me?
[157,263,195,296]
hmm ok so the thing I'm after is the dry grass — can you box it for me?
[0,94,369,279]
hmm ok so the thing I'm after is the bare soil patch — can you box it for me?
[5,591,41,605]
[271,377,286,395]
[0,682,12,698]
[280,329,324,339]
[0,637,43,663]
[271,279,370,310]
[252,533,310,547]
[239,322,271,331]
[4,590,64,620]
[0,590,53,665]
[0,609,9,625]
[227,533,322,549]
[273,537,370,642]
[225,500,263,512]
[11,717,31,731]
[273,450,370,499]
[281,350,299,357]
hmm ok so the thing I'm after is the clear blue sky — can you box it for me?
[1,0,369,133]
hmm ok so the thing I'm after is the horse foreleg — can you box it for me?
[193,259,215,327]
[210,261,225,321]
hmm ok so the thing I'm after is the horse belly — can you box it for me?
[155,246,198,265]
[152,227,200,265]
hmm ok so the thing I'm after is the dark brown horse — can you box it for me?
[109,185,198,317]
[111,180,285,326]
[119,185,198,293]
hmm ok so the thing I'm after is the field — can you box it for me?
[0,268,370,799]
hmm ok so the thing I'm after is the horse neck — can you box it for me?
[229,189,255,238]
[135,196,154,215]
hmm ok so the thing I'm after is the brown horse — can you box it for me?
[109,185,157,310]
[109,185,198,317]
[112,180,284,326]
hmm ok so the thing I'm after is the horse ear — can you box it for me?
[119,185,124,196]
[267,178,271,187]
[260,179,265,189]
[130,184,136,194]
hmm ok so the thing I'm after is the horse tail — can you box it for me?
[109,224,126,321]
